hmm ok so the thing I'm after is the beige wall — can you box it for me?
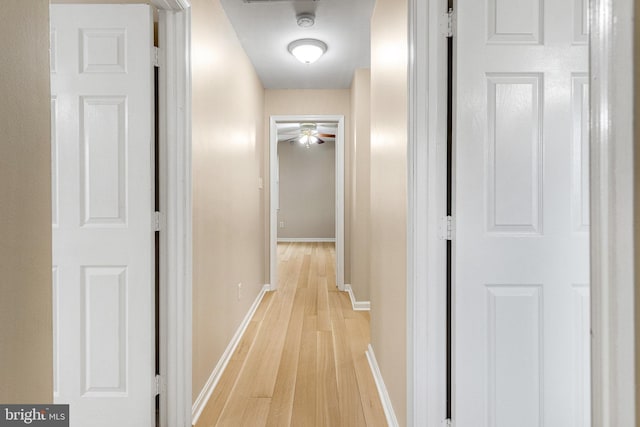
[278,141,336,239]
[51,0,150,3]
[0,0,53,403]
[264,89,351,280]
[191,0,266,400]
[349,68,371,301]
[264,90,351,117]
[369,0,408,423]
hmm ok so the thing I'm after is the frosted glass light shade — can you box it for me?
[288,39,327,64]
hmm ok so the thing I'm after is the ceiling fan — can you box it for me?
[278,122,336,147]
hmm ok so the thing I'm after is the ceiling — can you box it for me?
[219,0,376,89]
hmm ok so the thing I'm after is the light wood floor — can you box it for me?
[194,242,387,427]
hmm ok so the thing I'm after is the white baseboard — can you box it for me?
[366,344,399,427]
[191,284,270,425]
[344,284,370,311]
[277,238,336,243]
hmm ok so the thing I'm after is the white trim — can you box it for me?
[270,115,345,291]
[152,0,190,10]
[366,344,399,427]
[407,0,448,425]
[270,118,277,290]
[589,0,636,425]
[277,238,336,243]
[344,285,370,311]
[190,285,270,425]
[157,4,192,427]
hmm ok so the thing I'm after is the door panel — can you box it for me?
[51,5,155,427]
[453,0,589,426]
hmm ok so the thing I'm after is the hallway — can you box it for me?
[195,242,386,426]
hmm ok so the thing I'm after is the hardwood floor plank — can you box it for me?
[316,243,327,277]
[317,277,332,332]
[218,256,302,423]
[197,295,275,425]
[240,397,271,427]
[251,291,275,323]
[265,289,307,426]
[330,292,367,426]
[292,253,311,289]
[304,242,313,255]
[290,315,318,426]
[278,241,294,261]
[195,358,244,427]
[231,320,260,362]
[316,330,341,426]
[216,395,252,427]
[322,243,337,289]
[339,289,357,319]
[346,317,387,427]
[251,248,310,394]
[304,273,318,316]
[248,291,296,397]
[195,243,386,427]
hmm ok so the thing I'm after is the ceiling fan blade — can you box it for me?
[316,138,326,144]
[316,133,335,138]
[280,136,300,144]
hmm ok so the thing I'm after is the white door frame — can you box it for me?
[588,0,636,425]
[269,115,345,291]
[406,0,636,425]
[406,0,448,425]
[152,1,192,427]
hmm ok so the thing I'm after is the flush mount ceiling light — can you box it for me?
[288,39,327,64]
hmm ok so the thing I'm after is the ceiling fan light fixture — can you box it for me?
[299,134,319,148]
[288,39,327,64]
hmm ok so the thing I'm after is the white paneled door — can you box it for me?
[453,0,589,426]
[51,5,155,427]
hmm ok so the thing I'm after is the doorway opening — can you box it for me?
[269,115,345,291]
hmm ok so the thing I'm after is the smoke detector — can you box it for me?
[296,13,315,28]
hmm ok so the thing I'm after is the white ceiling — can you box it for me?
[219,0,376,89]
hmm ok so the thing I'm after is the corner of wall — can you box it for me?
[344,284,371,311]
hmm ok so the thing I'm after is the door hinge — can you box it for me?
[152,46,160,68]
[154,374,162,396]
[440,215,454,240]
[441,8,455,38]
[153,211,163,232]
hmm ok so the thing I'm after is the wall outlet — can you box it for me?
[279,221,285,228]
[237,282,242,300]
